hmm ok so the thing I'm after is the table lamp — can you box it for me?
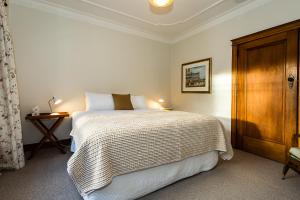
[48,96,62,113]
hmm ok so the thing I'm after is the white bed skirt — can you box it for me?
[82,150,219,200]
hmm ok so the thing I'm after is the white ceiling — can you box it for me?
[12,0,272,43]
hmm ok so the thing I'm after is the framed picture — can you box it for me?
[181,58,212,93]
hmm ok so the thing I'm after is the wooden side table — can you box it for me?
[25,112,69,159]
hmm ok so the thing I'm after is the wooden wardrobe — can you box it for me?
[231,20,300,163]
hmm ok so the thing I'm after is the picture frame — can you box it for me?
[181,58,212,93]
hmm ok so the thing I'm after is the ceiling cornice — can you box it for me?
[11,0,172,43]
[11,0,274,44]
[172,0,273,43]
[81,0,226,26]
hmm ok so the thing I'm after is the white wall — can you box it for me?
[170,0,300,133]
[9,0,300,145]
[10,4,171,144]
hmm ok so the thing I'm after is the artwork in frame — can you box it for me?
[181,58,212,93]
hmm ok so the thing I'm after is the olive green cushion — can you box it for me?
[290,147,300,161]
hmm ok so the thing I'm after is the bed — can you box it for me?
[68,107,233,200]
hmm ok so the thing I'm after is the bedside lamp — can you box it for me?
[158,98,165,110]
[158,98,172,111]
[158,98,165,103]
[48,96,62,113]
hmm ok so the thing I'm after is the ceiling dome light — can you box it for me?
[149,0,174,8]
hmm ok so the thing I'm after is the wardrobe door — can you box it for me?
[235,30,298,163]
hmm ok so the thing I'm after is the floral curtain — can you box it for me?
[0,0,25,170]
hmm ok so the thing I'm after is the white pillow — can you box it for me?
[131,96,147,109]
[85,92,114,111]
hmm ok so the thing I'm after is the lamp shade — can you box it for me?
[54,98,62,105]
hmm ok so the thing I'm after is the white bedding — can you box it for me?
[71,137,218,200]
[70,110,153,152]
[84,151,218,200]
[70,137,218,200]
[69,110,232,200]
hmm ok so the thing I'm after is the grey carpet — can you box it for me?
[0,148,299,200]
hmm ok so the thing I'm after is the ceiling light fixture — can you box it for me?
[148,0,174,8]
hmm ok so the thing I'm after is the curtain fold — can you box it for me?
[0,0,25,170]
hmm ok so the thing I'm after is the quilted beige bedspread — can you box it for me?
[67,110,233,195]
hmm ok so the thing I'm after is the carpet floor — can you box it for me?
[0,148,299,200]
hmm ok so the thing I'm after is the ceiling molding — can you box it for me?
[81,0,226,26]
[10,0,274,44]
[172,0,273,43]
[11,0,172,43]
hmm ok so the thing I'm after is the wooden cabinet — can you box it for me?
[231,20,300,163]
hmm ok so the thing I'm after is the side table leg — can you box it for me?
[27,136,47,160]
[50,136,67,154]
